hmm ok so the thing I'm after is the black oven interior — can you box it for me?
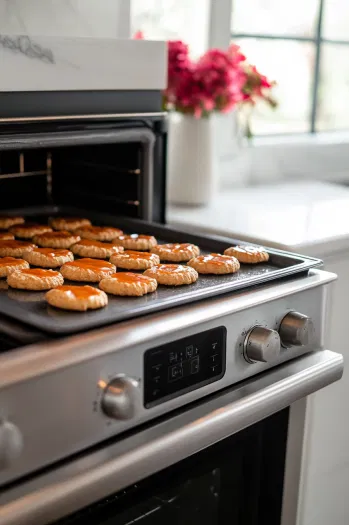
[0,118,167,223]
[52,408,289,525]
[0,117,167,350]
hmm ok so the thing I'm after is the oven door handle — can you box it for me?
[0,350,343,525]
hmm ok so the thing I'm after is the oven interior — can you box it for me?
[0,119,167,222]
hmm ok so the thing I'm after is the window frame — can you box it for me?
[230,0,349,134]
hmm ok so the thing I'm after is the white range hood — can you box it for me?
[0,36,167,92]
[0,0,167,93]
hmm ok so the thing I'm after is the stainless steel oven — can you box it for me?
[0,60,344,525]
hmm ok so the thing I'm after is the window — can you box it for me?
[131,0,349,184]
[231,0,349,134]
[131,0,211,58]
[132,1,349,136]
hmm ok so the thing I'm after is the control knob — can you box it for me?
[279,311,314,347]
[0,420,23,470]
[101,376,139,420]
[244,326,280,363]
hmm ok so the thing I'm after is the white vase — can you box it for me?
[167,112,249,206]
[167,113,217,206]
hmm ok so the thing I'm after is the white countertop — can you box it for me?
[167,181,349,257]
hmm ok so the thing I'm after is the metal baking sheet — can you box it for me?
[0,205,323,335]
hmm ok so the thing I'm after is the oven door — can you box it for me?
[0,350,343,525]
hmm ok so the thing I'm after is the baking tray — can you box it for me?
[0,205,323,335]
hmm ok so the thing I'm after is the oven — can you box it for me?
[0,79,344,525]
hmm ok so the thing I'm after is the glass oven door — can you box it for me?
[0,350,343,525]
[55,409,288,525]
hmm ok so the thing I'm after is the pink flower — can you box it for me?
[133,31,144,40]
[242,63,276,107]
[163,39,276,117]
[166,40,192,95]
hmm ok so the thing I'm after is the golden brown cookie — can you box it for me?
[151,243,200,262]
[0,216,24,229]
[50,217,91,232]
[224,245,269,264]
[71,239,124,259]
[33,231,80,248]
[187,253,240,274]
[0,240,36,258]
[0,231,14,240]
[99,272,157,296]
[110,250,160,270]
[144,264,199,286]
[9,223,52,239]
[23,247,74,268]
[7,268,64,290]
[112,234,157,251]
[0,257,29,278]
[46,285,108,311]
[60,258,116,282]
[75,225,123,242]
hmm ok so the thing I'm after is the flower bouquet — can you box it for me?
[164,39,276,136]
[135,32,276,204]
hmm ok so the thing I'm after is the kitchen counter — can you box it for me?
[168,181,349,257]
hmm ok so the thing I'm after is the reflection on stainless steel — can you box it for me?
[0,112,167,124]
[0,421,23,471]
[0,171,48,180]
[279,311,315,348]
[243,325,280,363]
[19,153,24,174]
[101,376,140,420]
[0,350,343,525]
[281,399,307,525]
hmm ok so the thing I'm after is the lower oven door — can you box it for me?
[0,350,343,525]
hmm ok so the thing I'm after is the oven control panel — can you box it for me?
[144,327,227,408]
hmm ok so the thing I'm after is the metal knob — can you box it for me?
[279,311,314,347]
[101,376,139,420]
[244,326,281,363]
[0,420,23,470]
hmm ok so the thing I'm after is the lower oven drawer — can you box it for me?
[0,349,343,525]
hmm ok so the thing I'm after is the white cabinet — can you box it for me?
[298,254,349,525]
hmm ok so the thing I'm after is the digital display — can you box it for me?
[144,326,226,408]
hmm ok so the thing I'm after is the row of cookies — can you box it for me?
[0,215,158,250]
[0,240,268,274]
[48,244,269,311]
[0,215,269,264]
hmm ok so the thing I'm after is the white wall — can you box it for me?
[0,0,130,38]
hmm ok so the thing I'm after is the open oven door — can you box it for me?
[0,349,343,525]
